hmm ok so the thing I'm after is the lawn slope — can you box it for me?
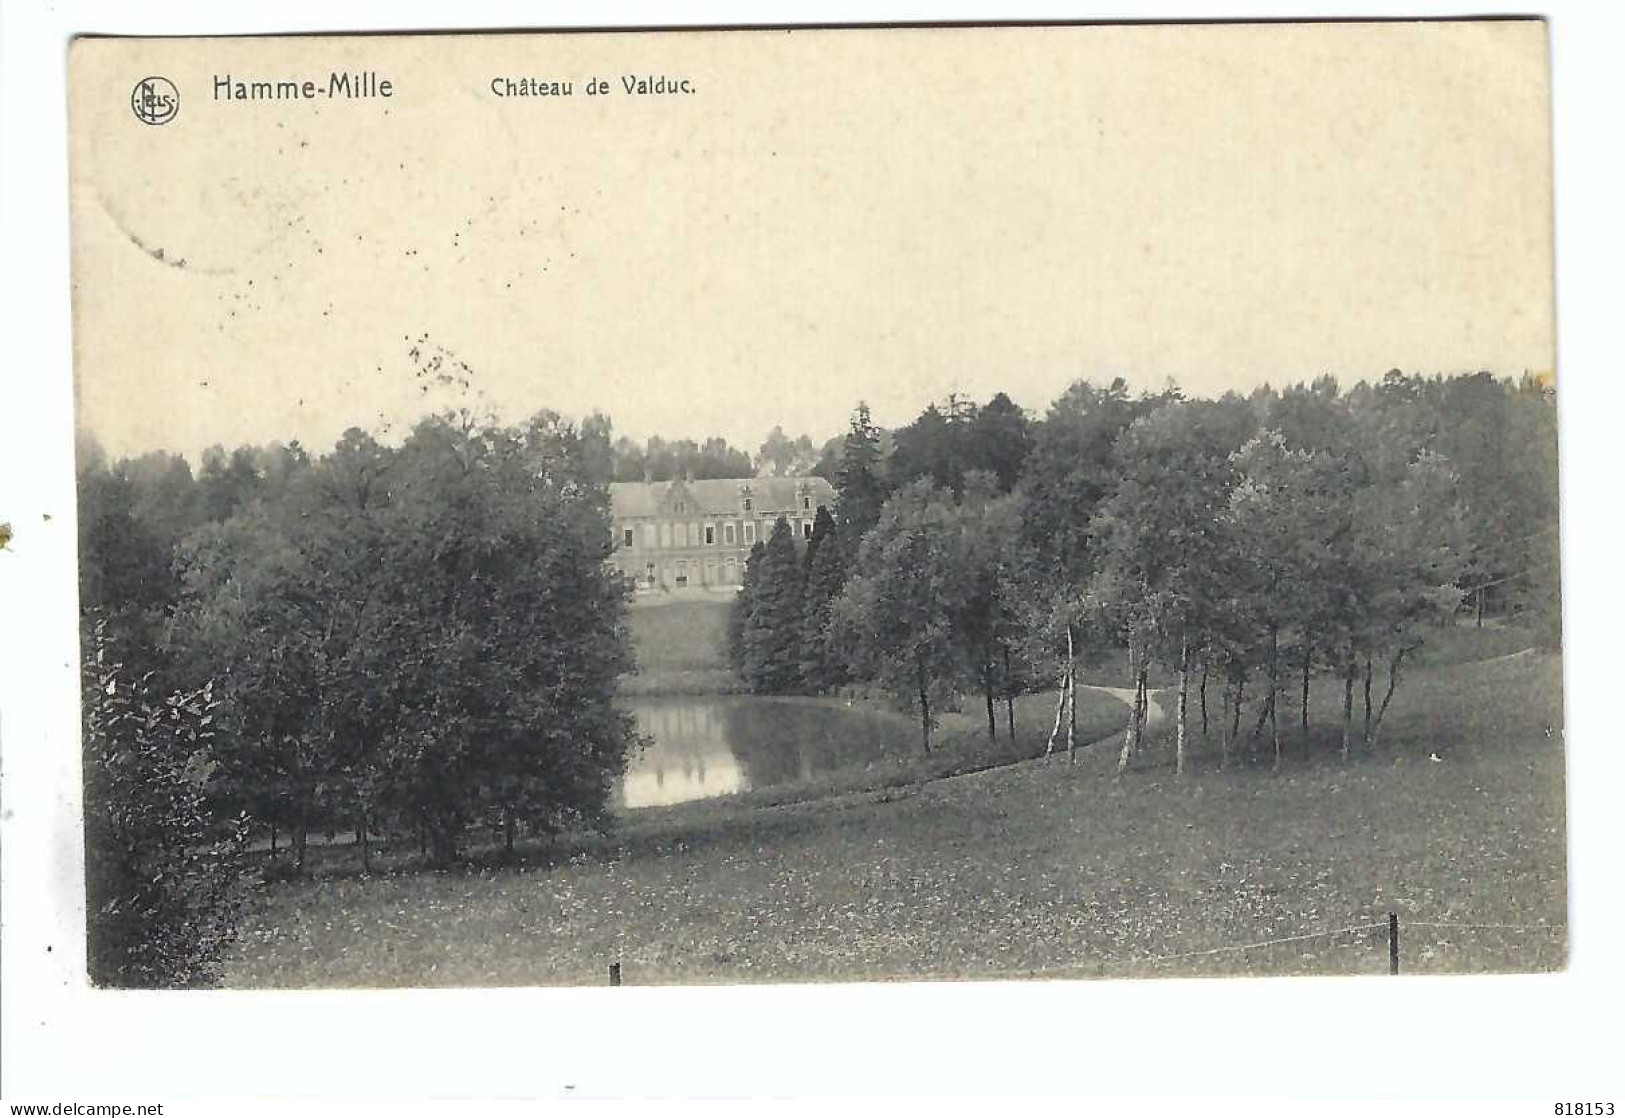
[225,646,1565,987]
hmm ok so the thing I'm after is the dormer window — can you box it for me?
[802,495,811,511]
[740,483,753,512]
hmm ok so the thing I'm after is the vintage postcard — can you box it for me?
[67,21,1562,990]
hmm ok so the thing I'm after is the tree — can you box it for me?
[1343,448,1466,754]
[834,402,890,562]
[1223,432,1344,770]
[950,475,1030,745]
[728,540,767,679]
[965,392,1033,493]
[170,409,640,868]
[757,426,819,477]
[81,619,249,987]
[830,481,964,752]
[77,461,177,687]
[196,445,265,522]
[170,490,344,872]
[357,412,638,862]
[1091,399,1250,774]
[798,506,848,693]
[739,517,805,693]
[1019,378,1153,589]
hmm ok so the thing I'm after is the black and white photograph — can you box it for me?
[62,21,1565,991]
[10,5,1625,1107]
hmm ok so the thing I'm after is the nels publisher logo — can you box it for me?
[131,76,179,125]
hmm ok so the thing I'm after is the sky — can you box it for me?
[69,22,1554,462]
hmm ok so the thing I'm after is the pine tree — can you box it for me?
[798,506,848,692]
[742,518,806,693]
[728,541,766,679]
[835,402,889,563]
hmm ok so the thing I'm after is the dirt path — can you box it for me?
[1082,685,1166,728]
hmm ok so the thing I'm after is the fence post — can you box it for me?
[1388,913,1399,975]
[609,962,622,987]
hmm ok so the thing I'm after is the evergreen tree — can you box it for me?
[741,517,806,693]
[798,506,848,692]
[728,541,767,679]
[965,391,1033,493]
[834,402,889,562]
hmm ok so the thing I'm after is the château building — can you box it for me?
[608,476,835,591]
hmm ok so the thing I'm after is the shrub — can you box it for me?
[81,619,250,987]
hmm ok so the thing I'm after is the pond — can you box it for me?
[615,695,914,810]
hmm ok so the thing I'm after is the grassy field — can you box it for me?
[224,645,1565,987]
[626,598,733,670]
[621,597,739,694]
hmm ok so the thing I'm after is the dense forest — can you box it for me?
[729,373,1561,772]
[76,367,1558,985]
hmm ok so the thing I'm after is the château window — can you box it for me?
[743,497,752,511]
[623,527,634,548]
[802,496,811,510]
[802,521,812,539]
[743,521,756,544]
[705,525,715,545]
[724,522,736,545]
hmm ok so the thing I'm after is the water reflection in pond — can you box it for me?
[616,695,911,809]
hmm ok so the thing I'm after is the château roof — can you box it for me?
[608,476,834,519]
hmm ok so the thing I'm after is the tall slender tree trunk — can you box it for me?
[917,658,932,754]
[1270,685,1281,771]
[1301,642,1313,755]
[1367,648,1408,752]
[1362,655,1373,743]
[1067,656,1079,763]
[1340,661,1355,763]
[1004,645,1017,743]
[1250,687,1274,749]
[270,824,278,858]
[1231,671,1246,750]
[1137,663,1149,741]
[504,807,516,856]
[1176,635,1190,776]
[1117,636,1138,774]
[983,663,998,746]
[1476,585,1485,629]
[1267,627,1282,771]
[294,818,309,875]
[1045,668,1069,761]
[1063,626,1079,763]
[1220,680,1232,770]
[1199,658,1210,741]
[358,813,370,872]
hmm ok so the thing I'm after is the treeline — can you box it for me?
[605,425,839,482]
[729,373,1560,770]
[79,409,638,984]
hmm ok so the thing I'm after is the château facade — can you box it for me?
[608,476,836,591]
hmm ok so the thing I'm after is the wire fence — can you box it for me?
[597,914,1568,984]
[1122,914,1565,977]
